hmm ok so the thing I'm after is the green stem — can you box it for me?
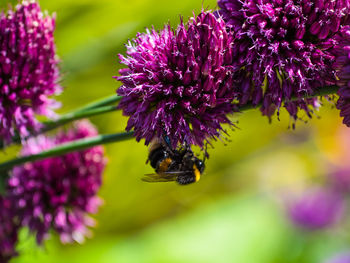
[0,85,341,172]
[69,94,121,113]
[0,94,121,149]
[1,86,339,149]
[3,105,119,149]
[41,105,118,133]
[0,131,134,172]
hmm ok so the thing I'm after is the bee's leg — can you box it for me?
[176,174,196,185]
[203,143,209,162]
[162,133,172,148]
[168,161,180,172]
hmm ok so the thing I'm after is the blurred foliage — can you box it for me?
[0,0,349,262]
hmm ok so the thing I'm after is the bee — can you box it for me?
[143,136,206,185]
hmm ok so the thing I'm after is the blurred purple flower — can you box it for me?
[288,188,345,230]
[0,197,19,263]
[324,252,350,263]
[217,0,348,121]
[0,0,61,143]
[329,168,350,194]
[8,120,106,244]
[116,11,236,147]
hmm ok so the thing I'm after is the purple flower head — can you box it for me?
[334,26,350,126]
[217,0,348,121]
[0,0,61,143]
[288,187,345,230]
[0,197,19,263]
[8,120,106,244]
[116,11,236,147]
[324,252,350,263]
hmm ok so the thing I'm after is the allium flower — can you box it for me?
[116,11,236,147]
[7,120,106,244]
[0,197,19,263]
[334,26,350,126]
[217,0,348,121]
[288,188,345,230]
[0,0,61,143]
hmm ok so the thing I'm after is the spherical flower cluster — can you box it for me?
[0,0,61,143]
[0,197,19,263]
[7,120,106,244]
[116,11,236,147]
[217,0,349,120]
[334,26,350,126]
[288,188,345,230]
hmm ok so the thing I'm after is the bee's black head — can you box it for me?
[195,158,205,174]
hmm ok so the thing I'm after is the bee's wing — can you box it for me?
[142,173,177,183]
[142,171,189,183]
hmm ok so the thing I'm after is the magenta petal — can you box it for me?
[115,11,237,147]
[217,0,348,122]
[0,1,61,144]
[8,121,106,245]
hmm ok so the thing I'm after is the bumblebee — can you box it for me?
[143,137,206,185]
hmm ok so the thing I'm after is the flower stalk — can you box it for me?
[67,94,121,114]
[0,85,341,172]
[41,105,118,132]
[0,131,134,172]
[1,85,338,151]
[1,96,122,149]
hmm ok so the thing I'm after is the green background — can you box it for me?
[0,0,349,262]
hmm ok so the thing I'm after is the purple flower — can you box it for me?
[288,188,345,230]
[7,120,106,244]
[217,0,348,121]
[324,252,350,263]
[116,11,236,147]
[334,26,350,126]
[0,0,61,143]
[0,197,19,263]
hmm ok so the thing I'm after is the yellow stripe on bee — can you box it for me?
[193,164,201,182]
[158,158,172,173]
